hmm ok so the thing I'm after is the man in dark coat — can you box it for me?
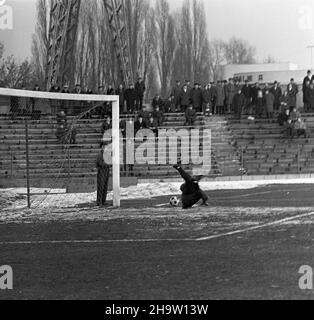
[303,80,311,112]
[241,80,252,115]
[306,83,314,112]
[202,84,212,116]
[135,77,146,111]
[250,82,261,115]
[232,88,245,119]
[225,78,235,114]
[287,78,299,112]
[270,81,282,112]
[304,70,312,89]
[191,83,203,112]
[173,164,209,209]
[125,84,137,114]
[96,143,110,207]
[116,84,126,114]
[180,84,192,111]
[172,80,182,111]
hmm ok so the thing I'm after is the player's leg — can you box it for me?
[182,190,209,209]
[173,165,193,184]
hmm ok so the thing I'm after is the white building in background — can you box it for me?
[221,62,306,84]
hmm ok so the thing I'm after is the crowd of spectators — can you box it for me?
[7,70,314,142]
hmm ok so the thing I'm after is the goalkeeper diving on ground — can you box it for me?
[172,164,209,209]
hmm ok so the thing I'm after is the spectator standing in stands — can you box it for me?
[264,89,275,119]
[135,76,146,111]
[250,82,259,116]
[172,80,182,112]
[306,83,314,112]
[287,78,299,112]
[256,88,265,118]
[185,105,197,126]
[225,78,235,114]
[209,82,217,115]
[215,81,225,115]
[191,83,203,112]
[96,142,110,207]
[303,70,312,89]
[125,84,137,114]
[116,84,126,114]
[107,84,115,96]
[202,84,212,117]
[185,80,192,93]
[241,80,252,115]
[153,105,164,127]
[180,84,191,112]
[303,79,311,112]
[270,81,282,112]
[232,88,245,119]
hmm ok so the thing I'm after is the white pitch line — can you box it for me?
[0,211,314,246]
[197,211,314,241]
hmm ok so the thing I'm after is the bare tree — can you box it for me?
[208,39,226,81]
[154,0,176,97]
[0,55,34,88]
[173,0,211,85]
[125,0,147,79]
[263,55,277,64]
[31,0,51,87]
[224,37,256,64]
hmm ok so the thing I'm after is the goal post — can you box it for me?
[0,88,121,208]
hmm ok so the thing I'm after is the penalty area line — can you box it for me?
[197,211,314,241]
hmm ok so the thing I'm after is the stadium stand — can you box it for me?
[1,112,239,188]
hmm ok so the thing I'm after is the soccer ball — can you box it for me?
[170,196,180,207]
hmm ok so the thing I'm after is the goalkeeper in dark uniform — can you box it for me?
[173,164,209,209]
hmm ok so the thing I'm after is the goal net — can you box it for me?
[0,88,121,209]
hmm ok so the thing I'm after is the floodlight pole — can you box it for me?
[112,98,121,207]
[307,45,314,69]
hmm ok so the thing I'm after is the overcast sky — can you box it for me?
[1,0,314,69]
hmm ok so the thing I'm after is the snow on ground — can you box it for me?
[1,177,314,212]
